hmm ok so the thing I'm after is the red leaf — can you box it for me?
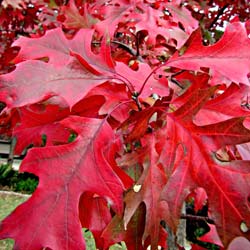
[0,60,108,108]
[102,204,146,250]
[13,27,115,73]
[135,6,189,48]
[13,97,70,154]
[1,2,250,249]
[79,193,112,249]
[198,224,223,247]
[167,22,250,85]
[0,116,125,250]
[123,134,168,249]
[165,3,198,34]
[159,87,250,246]
[59,0,97,29]
[195,83,250,125]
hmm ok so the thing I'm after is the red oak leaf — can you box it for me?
[123,134,168,249]
[195,83,250,125]
[59,0,98,30]
[0,116,125,250]
[13,96,71,154]
[135,6,188,48]
[159,87,250,246]
[165,2,198,34]
[0,2,250,249]
[0,59,109,109]
[79,193,112,249]
[12,28,113,72]
[167,22,250,85]
[101,204,146,250]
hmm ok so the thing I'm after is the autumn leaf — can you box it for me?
[167,22,250,85]
[13,28,101,68]
[1,1,250,249]
[0,60,109,109]
[59,0,98,29]
[165,3,198,34]
[159,87,250,246]
[79,193,112,249]
[123,134,168,249]
[0,116,125,250]
[13,96,71,154]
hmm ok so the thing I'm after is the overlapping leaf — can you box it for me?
[123,134,168,249]
[0,28,118,109]
[158,87,250,246]
[0,1,250,249]
[0,116,125,250]
[13,97,70,154]
[167,22,250,85]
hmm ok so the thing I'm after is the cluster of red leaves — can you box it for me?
[0,0,59,74]
[0,0,250,250]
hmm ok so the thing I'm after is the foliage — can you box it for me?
[0,0,250,249]
[0,164,38,193]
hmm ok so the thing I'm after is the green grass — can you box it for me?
[0,192,27,250]
[0,192,126,250]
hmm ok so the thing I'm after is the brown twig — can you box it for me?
[181,214,215,224]
[208,4,230,30]
[92,40,138,57]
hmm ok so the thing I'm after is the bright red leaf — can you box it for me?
[79,193,112,249]
[167,22,250,85]
[13,96,71,154]
[159,87,250,245]
[0,116,125,249]
[0,1,250,250]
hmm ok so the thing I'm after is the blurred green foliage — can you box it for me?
[0,164,38,194]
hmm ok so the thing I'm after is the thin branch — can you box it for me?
[208,4,230,30]
[170,77,184,89]
[171,69,185,78]
[132,92,142,111]
[181,214,215,224]
[92,40,138,57]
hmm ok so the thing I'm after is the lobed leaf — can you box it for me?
[0,116,125,250]
[167,22,250,85]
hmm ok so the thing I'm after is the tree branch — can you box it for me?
[181,214,215,224]
[208,4,229,30]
